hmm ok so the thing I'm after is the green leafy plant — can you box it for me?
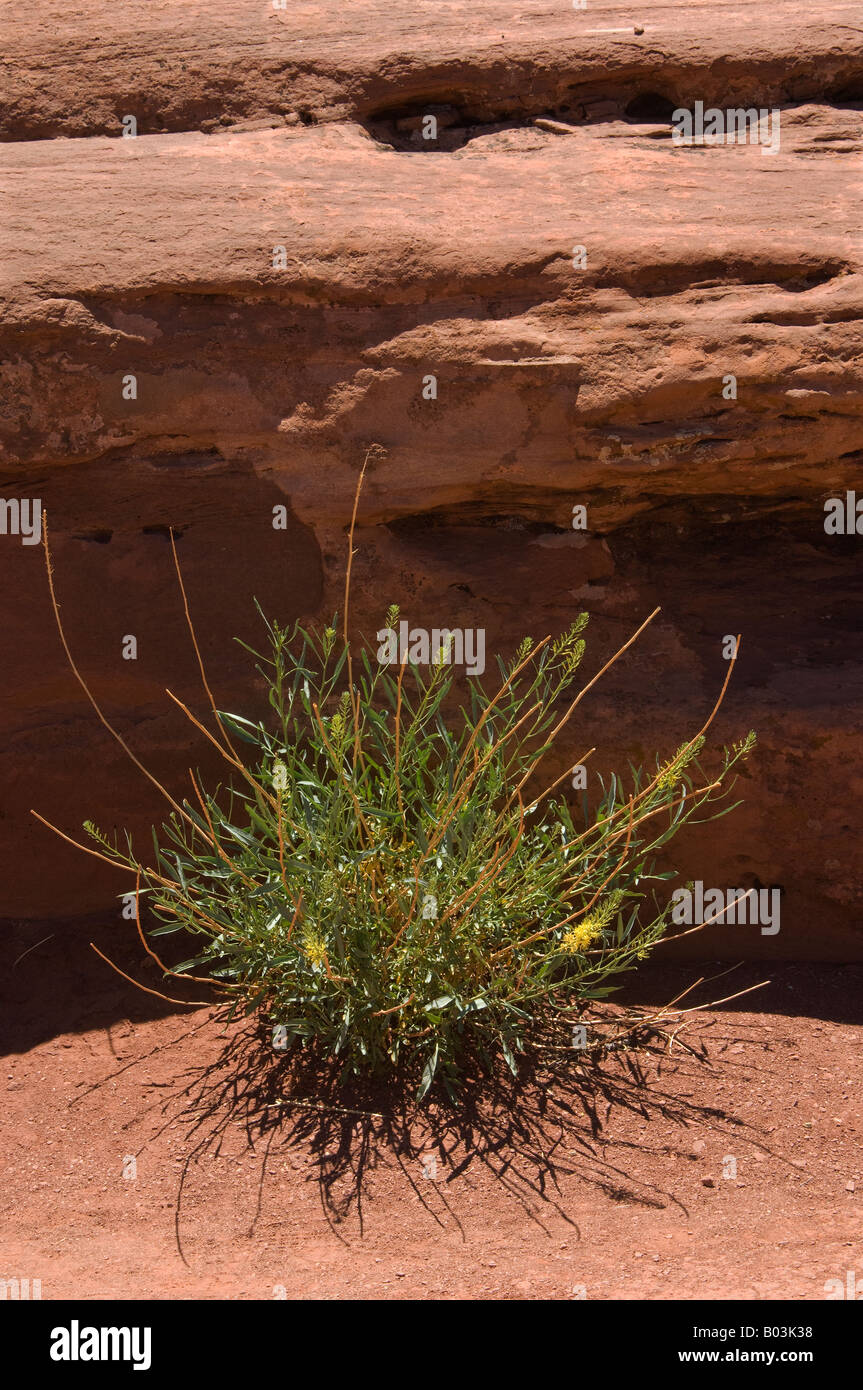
[36,471,756,1100]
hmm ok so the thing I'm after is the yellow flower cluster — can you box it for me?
[302,930,327,968]
[560,921,603,955]
[328,689,353,743]
[560,891,624,955]
[655,734,705,790]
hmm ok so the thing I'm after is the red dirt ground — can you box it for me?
[2,922,861,1301]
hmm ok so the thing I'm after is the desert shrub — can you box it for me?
[39,476,755,1100]
[80,610,753,1100]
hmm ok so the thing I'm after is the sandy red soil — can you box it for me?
[2,923,861,1301]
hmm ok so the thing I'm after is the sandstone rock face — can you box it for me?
[1,2,861,956]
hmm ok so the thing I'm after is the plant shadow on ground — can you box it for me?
[142,1011,769,1256]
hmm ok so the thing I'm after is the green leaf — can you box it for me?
[217,712,263,745]
[417,1044,439,1100]
[219,820,258,849]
